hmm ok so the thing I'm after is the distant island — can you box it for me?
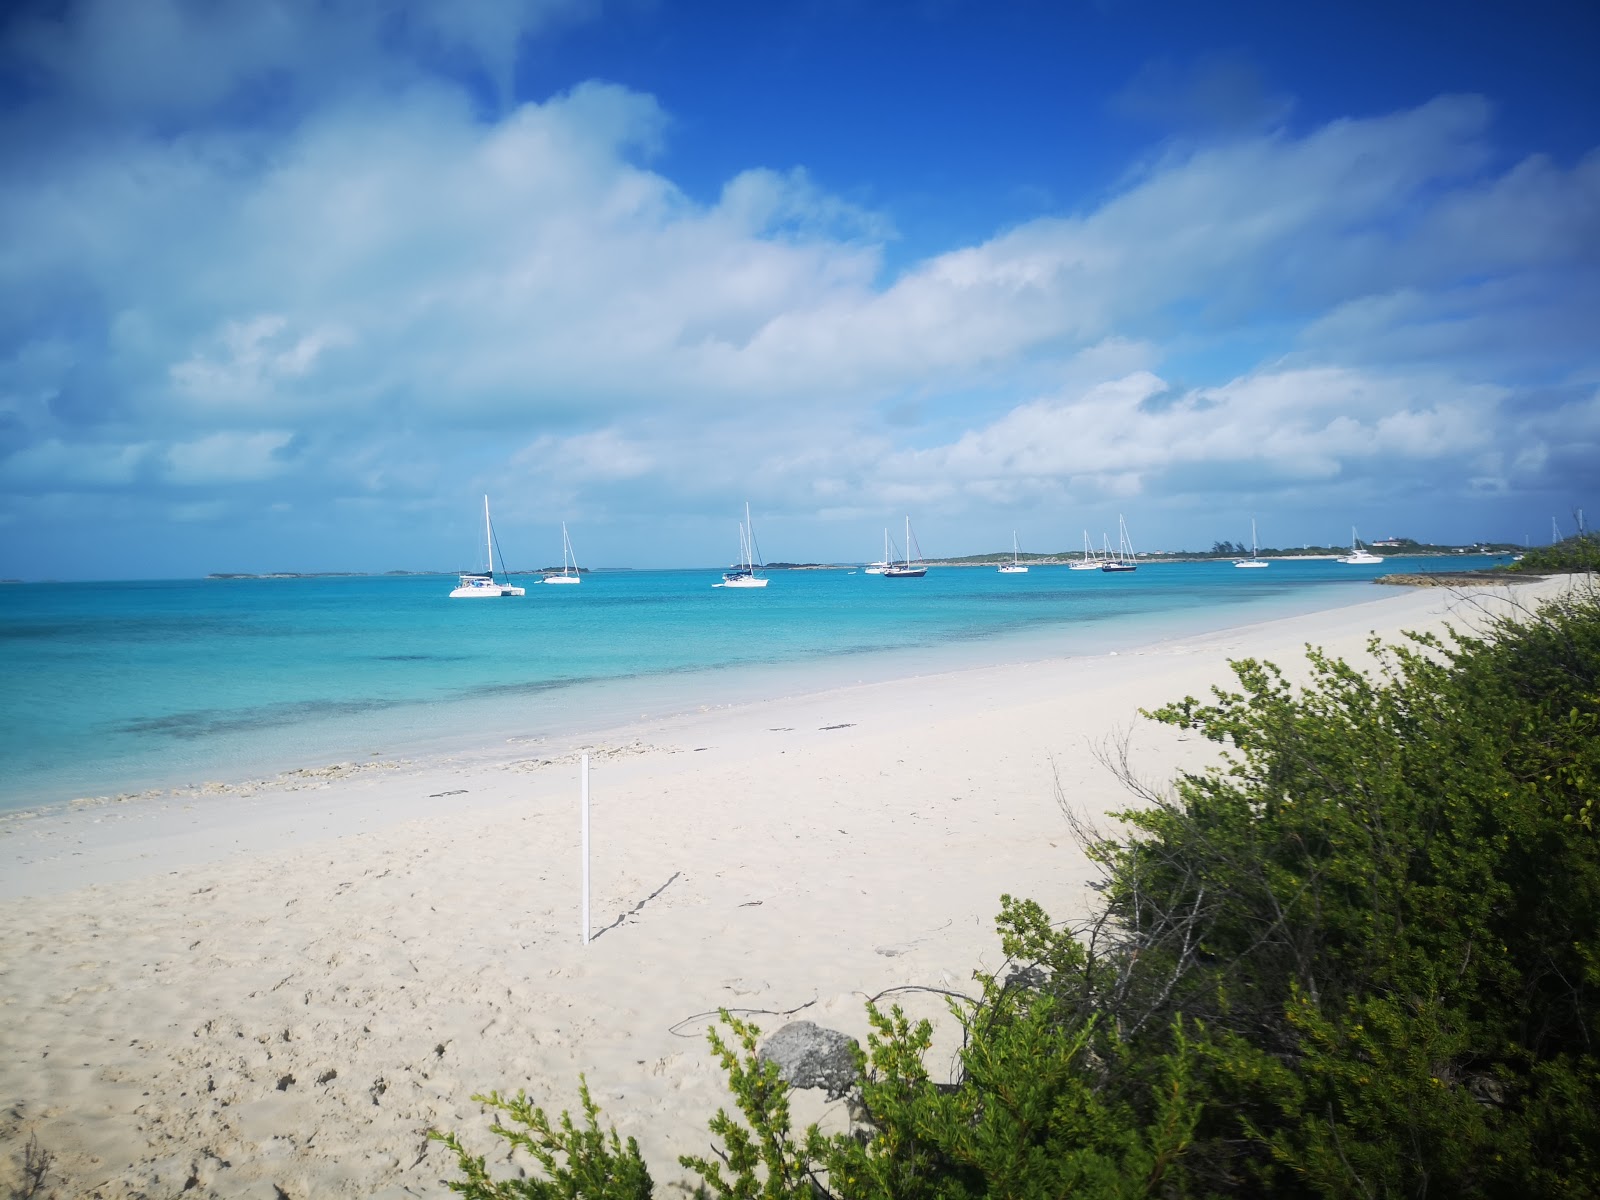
[197,539,1524,580]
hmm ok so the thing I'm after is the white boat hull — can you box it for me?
[717,575,769,588]
[1233,560,1269,568]
[1069,561,1100,570]
[450,583,514,597]
[998,565,1028,574]
[542,575,581,584]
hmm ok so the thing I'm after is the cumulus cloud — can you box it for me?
[0,4,1595,569]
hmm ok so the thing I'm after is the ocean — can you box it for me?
[0,555,1510,810]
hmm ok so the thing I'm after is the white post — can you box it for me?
[580,753,591,945]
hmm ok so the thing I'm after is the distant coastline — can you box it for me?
[191,548,1520,581]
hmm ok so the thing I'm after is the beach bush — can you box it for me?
[437,584,1600,1199]
[429,1078,652,1200]
[1502,530,1600,574]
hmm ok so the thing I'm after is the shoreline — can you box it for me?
[2,571,1420,815]
[0,578,1565,1199]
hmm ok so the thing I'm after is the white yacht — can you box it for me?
[1338,527,1383,565]
[997,532,1028,574]
[1069,530,1101,570]
[864,529,890,574]
[449,496,525,597]
[542,522,582,584]
[1234,519,1269,568]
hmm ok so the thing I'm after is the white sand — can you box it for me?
[0,579,1562,1198]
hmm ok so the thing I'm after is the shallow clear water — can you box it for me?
[0,555,1510,809]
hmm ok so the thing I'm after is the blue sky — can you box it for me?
[1,0,1596,577]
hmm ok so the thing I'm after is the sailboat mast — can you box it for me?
[483,495,493,574]
[904,516,911,567]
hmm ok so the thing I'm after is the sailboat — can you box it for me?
[542,522,582,584]
[864,529,890,574]
[449,496,526,597]
[883,517,927,577]
[715,503,769,588]
[997,531,1028,574]
[1069,530,1101,570]
[1234,519,1269,568]
[1101,515,1138,572]
[1338,527,1383,565]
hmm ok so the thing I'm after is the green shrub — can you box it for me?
[437,584,1600,1199]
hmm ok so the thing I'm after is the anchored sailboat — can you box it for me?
[716,503,769,588]
[542,522,582,584]
[449,496,526,597]
[997,531,1028,574]
[1069,530,1101,570]
[864,529,890,574]
[883,517,927,577]
[1234,519,1269,568]
[1101,515,1138,572]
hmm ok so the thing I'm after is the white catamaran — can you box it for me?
[449,496,526,597]
[883,516,927,578]
[1234,519,1269,568]
[716,503,769,588]
[542,522,582,584]
[998,531,1028,574]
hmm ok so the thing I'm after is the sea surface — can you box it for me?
[0,555,1511,810]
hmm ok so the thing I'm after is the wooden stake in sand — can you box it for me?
[581,752,591,946]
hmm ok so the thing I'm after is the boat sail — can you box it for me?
[1338,527,1383,565]
[1101,515,1138,572]
[542,522,582,584]
[883,516,927,577]
[1234,519,1269,568]
[1069,530,1101,570]
[715,503,769,588]
[449,496,526,597]
[997,531,1028,574]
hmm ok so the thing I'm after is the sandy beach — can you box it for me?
[0,579,1559,1198]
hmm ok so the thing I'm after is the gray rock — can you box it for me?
[757,1021,859,1100]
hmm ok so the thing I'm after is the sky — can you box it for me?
[1,0,1597,578]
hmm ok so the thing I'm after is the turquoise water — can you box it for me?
[0,556,1510,809]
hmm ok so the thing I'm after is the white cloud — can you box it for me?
[0,8,1595,571]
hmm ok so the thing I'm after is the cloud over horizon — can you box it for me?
[0,1,1595,574]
